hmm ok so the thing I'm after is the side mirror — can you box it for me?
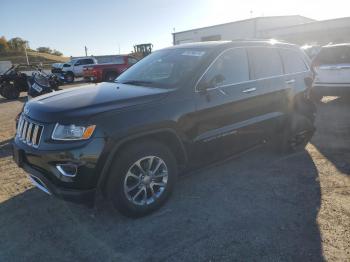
[212,74,225,85]
[197,81,210,93]
[304,77,313,88]
[197,74,226,93]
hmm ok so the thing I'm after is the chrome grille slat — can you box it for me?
[26,123,33,144]
[17,117,24,136]
[16,115,44,148]
[21,121,28,139]
[32,125,39,146]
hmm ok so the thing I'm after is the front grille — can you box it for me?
[17,115,44,148]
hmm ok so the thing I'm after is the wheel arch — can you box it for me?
[97,128,188,193]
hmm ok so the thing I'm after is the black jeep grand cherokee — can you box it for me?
[13,40,315,217]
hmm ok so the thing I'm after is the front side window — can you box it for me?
[116,48,208,88]
[249,47,283,79]
[280,49,308,74]
[199,48,249,88]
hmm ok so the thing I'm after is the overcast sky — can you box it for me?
[1,0,349,56]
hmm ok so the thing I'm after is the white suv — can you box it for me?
[312,44,350,100]
[61,57,97,83]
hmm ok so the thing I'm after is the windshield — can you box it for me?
[116,48,208,88]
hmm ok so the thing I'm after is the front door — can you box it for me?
[191,47,265,163]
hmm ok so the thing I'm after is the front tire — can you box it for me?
[106,140,177,217]
[65,72,75,83]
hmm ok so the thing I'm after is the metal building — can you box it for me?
[173,15,350,46]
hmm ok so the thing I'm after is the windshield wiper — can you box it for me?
[120,80,155,86]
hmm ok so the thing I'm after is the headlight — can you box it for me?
[52,124,96,141]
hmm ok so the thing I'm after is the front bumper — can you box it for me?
[12,137,106,205]
[23,162,95,204]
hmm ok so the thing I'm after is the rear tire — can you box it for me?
[104,72,118,82]
[276,113,315,153]
[310,91,323,103]
[106,140,177,218]
[1,83,20,99]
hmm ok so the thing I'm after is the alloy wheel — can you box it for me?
[123,156,168,206]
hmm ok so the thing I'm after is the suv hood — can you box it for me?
[25,82,172,122]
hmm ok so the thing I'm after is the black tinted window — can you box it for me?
[314,46,350,65]
[84,59,94,65]
[280,49,308,73]
[249,47,283,79]
[200,48,249,87]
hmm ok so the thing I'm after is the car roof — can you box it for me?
[163,39,298,51]
[322,43,350,48]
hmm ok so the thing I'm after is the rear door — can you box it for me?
[279,48,311,93]
[246,46,289,139]
[313,46,350,84]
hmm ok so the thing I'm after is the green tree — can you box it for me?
[7,37,28,51]
[0,36,9,52]
[52,49,63,56]
[36,46,52,54]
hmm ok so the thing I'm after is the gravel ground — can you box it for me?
[0,90,349,262]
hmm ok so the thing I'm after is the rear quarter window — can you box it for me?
[279,49,308,74]
[248,47,283,79]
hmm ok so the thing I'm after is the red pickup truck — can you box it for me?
[83,55,138,82]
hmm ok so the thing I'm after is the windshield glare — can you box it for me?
[116,48,207,88]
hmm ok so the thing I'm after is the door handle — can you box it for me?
[285,79,296,84]
[242,87,257,93]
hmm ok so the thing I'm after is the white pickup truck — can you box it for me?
[52,57,97,83]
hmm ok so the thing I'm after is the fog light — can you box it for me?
[56,164,78,177]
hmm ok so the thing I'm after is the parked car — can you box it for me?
[83,55,138,82]
[52,57,97,83]
[311,43,350,100]
[12,40,316,217]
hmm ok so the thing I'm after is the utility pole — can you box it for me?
[24,42,29,65]
[85,46,88,56]
[172,27,176,45]
[118,44,120,54]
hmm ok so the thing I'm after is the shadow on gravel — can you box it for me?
[311,97,350,176]
[0,139,13,159]
[0,148,323,262]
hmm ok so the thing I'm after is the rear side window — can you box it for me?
[200,48,249,87]
[248,47,283,79]
[85,59,94,64]
[279,49,308,74]
[314,46,350,65]
[77,59,94,65]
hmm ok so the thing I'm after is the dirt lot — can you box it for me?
[0,89,349,261]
